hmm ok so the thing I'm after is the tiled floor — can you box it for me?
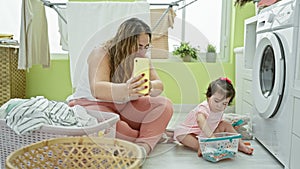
[142,140,284,169]
[142,104,284,169]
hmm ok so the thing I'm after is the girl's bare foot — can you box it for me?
[238,142,254,155]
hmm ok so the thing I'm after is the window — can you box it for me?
[45,1,68,54]
[0,0,21,41]
[148,0,232,61]
[0,0,231,60]
[0,0,68,54]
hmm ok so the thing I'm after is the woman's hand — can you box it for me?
[126,73,149,101]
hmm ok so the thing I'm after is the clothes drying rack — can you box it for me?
[41,0,198,32]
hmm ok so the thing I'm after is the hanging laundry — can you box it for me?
[150,8,176,59]
[57,6,69,51]
[66,1,150,88]
[18,0,50,69]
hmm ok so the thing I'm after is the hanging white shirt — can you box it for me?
[18,0,50,69]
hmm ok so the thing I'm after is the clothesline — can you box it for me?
[41,0,199,32]
[40,0,183,31]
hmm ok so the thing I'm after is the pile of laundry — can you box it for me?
[223,113,253,140]
[0,96,97,136]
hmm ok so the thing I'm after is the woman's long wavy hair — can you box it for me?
[104,18,152,83]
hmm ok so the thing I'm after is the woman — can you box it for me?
[68,18,173,155]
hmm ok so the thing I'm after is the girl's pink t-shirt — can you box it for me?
[173,101,224,140]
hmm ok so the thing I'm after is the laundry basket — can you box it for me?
[198,132,242,162]
[0,45,26,106]
[0,110,119,169]
[6,136,144,169]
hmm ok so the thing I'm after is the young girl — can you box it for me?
[173,77,254,156]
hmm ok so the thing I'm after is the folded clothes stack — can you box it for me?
[0,39,19,45]
[223,113,253,140]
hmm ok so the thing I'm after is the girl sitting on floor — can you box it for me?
[173,77,254,156]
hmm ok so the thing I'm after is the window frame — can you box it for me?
[219,0,232,62]
[195,0,232,62]
[163,0,232,62]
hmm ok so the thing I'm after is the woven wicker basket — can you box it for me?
[0,45,26,106]
[6,136,144,169]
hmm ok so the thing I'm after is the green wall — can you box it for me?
[25,1,255,104]
[25,55,73,101]
[232,2,256,49]
[25,59,234,104]
[153,61,234,104]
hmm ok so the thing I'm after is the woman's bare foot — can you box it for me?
[137,142,151,156]
[158,130,175,143]
[238,141,254,155]
[197,148,202,157]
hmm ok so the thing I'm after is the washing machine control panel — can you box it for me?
[256,11,274,33]
[272,1,295,29]
[267,13,275,23]
[256,0,296,33]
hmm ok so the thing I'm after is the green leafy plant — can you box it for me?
[172,42,199,60]
[206,44,217,62]
[207,44,216,53]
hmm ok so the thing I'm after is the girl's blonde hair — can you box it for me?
[104,18,152,83]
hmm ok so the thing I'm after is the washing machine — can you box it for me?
[252,0,299,168]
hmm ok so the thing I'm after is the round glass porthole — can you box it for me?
[259,45,275,98]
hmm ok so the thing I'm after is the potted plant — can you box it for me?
[172,42,199,62]
[206,44,217,63]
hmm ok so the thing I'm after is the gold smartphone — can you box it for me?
[133,57,150,94]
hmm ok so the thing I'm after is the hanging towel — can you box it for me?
[66,2,150,88]
[18,0,50,69]
[151,8,176,35]
[57,6,69,51]
[150,8,176,59]
[4,96,98,135]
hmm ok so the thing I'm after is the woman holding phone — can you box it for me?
[67,18,173,156]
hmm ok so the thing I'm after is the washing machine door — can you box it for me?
[253,32,285,119]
